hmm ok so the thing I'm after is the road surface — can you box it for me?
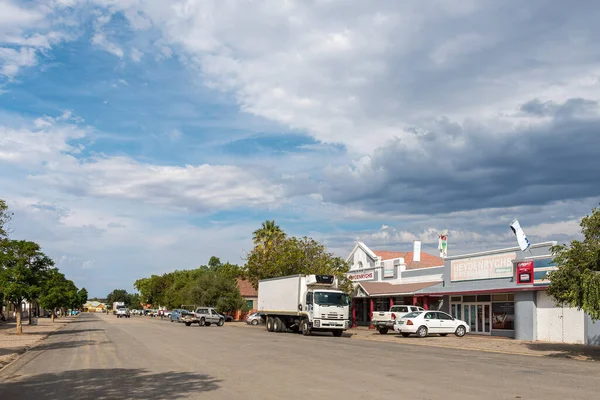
[0,313,599,399]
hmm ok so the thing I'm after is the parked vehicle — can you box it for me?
[371,305,425,334]
[245,312,264,326]
[112,301,125,315]
[116,307,130,318]
[393,311,469,338]
[221,314,234,322]
[169,309,182,322]
[180,307,225,327]
[258,274,349,337]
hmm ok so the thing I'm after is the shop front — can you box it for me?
[351,281,442,327]
[416,242,558,339]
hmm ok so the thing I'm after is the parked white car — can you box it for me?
[393,311,469,338]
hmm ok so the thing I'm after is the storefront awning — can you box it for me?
[355,281,442,297]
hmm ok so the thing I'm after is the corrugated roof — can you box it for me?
[403,251,444,269]
[237,278,258,297]
[358,281,442,296]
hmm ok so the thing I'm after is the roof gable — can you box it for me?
[237,278,258,297]
[373,250,406,261]
[346,241,379,262]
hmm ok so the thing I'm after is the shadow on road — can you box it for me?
[524,342,600,361]
[0,368,221,399]
[0,340,98,357]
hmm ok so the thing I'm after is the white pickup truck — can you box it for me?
[371,305,424,334]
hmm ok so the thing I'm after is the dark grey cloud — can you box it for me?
[319,98,600,215]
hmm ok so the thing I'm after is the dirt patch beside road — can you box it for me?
[0,317,77,370]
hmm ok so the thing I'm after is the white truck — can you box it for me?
[371,305,424,334]
[114,302,130,318]
[258,274,350,337]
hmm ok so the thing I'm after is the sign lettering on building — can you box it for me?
[348,271,374,281]
[451,252,516,281]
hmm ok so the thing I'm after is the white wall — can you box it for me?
[536,291,585,344]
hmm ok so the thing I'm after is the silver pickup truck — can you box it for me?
[372,305,424,334]
[180,307,225,327]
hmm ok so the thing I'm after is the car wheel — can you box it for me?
[267,317,274,332]
[199,318,206,326]
[301,319,311,336]
[440,333,448,337]
[251,319,259,326]
[401,333,411,338]
[416,325,428,338]
[455,325,466,337]
[217,318,224,327]
[378,328,389,335]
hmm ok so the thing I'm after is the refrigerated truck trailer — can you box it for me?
[258,274,350,337]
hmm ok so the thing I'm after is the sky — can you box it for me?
[1,0,599,297]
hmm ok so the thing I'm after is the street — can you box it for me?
[1,313,599,400]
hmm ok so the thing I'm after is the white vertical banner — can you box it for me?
[413,240,421,262]
[510,219,531,251]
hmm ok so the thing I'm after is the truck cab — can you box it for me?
[303,287,349,334]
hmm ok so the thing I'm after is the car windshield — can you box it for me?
[314,291,349,306]
[401,311,422,319]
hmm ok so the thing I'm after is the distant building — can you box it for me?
[83,301,107,313]
[235,278,258,320]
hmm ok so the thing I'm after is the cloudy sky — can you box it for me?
[1,0,599,297]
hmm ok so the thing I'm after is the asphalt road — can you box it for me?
[1,313,599,400]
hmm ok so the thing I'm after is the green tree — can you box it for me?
[75,288,88,310]
[244,231,351,291]
[0,240,54,334]
[548,206,600,320]
[0,199,13,239]
[208,256,221,269]
[106,289,130,307]
[252,220,286,249]
[129,292,141,309]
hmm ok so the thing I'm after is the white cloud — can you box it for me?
[0,47,37,77]
[1,114,282,212]
[130,47,143,62]
[91,32,124,58]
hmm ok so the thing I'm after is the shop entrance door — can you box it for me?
[459,303,491,334]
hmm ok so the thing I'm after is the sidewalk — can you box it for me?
[0,317,75,370]
[229,323,600,361]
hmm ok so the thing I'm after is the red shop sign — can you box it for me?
[516,261,534,284]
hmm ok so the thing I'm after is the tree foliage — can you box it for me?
[244,223,351,292]
[548,206,600,320]
[106,289,133,307]
[0,199,13,239]
[0,240,54,333]
[39,269,78,321]
[132,257,246,314]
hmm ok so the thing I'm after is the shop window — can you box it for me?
[491,301,515,330]
[477,295,491,302]
[462,295,476,302]
[451,296,462,302]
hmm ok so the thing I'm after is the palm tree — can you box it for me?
[252,220,286,249]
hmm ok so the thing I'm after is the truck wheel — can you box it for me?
[378,328,389,335]
[267,317,274,332]
[217,318,224,327]
[332,330,343,337]
[301,319,311,336]
[199,318,206,326]
[273,317,282,332]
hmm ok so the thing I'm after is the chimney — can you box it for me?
[413,240,421,262]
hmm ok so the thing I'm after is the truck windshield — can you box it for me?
[314,292,349,306]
